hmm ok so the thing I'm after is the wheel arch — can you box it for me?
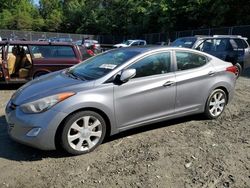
[33,70,51,79]
[54,107,111,150]
[205,85,230,113]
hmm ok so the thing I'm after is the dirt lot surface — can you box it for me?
[0,71,250,188]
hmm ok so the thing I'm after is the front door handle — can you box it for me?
[163,81,175,87]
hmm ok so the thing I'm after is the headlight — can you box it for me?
[20,92,75,114]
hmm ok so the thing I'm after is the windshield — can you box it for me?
[67,49,140,80]
[123,40,133,45]
[171,38,197,48]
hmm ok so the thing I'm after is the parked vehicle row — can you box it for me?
[0,41,94,83]
[171,35,250,77]
[5,46,237,155]
[113,40,147,48]
[73,39,102,54]
[1,35,248,84]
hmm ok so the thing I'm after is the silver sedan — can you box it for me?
[5,47,237,155]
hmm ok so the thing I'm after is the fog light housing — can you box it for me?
[26,128,41,137]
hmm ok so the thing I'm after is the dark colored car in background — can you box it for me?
[0,41,93,83]
[171,35,250,77]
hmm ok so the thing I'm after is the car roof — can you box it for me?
[0,40,75,46]
[176,35,248,40]
[110,46,203,54]
[127,39,146,42]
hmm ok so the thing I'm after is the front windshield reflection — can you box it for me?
[68,49,140,80]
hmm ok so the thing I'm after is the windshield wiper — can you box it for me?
[65,70,85,81]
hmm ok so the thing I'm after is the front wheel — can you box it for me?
[204,89,227,119]
[61,111,106,155]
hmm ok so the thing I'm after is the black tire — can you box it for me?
[61,111,106,155]
[33,71,49,79]
[235,63,242,79]
[204,89,227,119]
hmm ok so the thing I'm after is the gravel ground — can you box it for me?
[0,71,249,188]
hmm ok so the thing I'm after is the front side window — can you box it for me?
[123,40,133,45]
[129,52,171,78]
[30,45,75,59]
[176,51,207,71]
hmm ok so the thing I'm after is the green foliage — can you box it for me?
[0,0,44,31]
[0,0,250,35]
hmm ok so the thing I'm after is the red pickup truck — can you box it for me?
[0,41,93,83]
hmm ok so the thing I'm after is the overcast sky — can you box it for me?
[33,0,39,5]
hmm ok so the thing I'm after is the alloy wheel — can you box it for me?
[67,116,103,151]
[208,91,226,117]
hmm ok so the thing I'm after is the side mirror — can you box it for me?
[120,69,136,83]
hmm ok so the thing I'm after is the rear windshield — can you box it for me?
[30,45,76,58]
[171,38,197,48]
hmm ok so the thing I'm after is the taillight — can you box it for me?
[226,66,237,74]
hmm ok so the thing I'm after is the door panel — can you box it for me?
[174,51,216,113]
[114,73,176,128]
[175,63,215,113]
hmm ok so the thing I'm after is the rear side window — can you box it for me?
[234,39,248,49]
[78,46,92,60]
[176,52,207,71]
[30,45,76,59]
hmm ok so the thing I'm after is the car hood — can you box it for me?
[11,71,94,105]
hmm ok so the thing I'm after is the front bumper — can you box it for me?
[5,101,68,150]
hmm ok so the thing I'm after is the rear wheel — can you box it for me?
[235,63,242,79]
[61,111,106,155]
[204,89,227,119]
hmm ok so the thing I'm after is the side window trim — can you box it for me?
[126,51,173,80]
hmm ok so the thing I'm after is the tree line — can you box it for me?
[0,0,249,35]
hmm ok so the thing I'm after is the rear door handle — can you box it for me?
[163,81,175,87]
[208,71,215,76]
